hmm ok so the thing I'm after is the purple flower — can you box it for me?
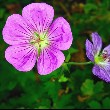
[3,3,73,75]
[86,32,110,82]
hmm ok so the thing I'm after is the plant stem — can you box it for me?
[65,61,93,65]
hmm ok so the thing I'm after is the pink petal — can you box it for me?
[5,44,37,72]
[22,3,54,33]
[2,14,32,45]
[48,17,73,50]
[85,39,94,61]
[37,47,65,75]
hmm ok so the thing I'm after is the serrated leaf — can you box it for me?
[84,3,97,14]
[58,74,68,83]
[102,97,110,109]
[44,81,61,100]
[88,100,101,109]
[55,94,72,109]
[81,79,94,96]
[94,81,104,94]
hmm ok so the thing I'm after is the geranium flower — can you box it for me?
[3,3,73,75]
[86,32,110,82]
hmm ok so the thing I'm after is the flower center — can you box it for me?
[95,55,103,64]
[30,32,49,54]
[95,50,110,64]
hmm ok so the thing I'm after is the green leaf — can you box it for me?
[65,48,78,62]
[94,81,104,94]
[65,53,71,62]
[63,63,70,73]
[68,48,78,54]
[37,99,51,109]
[0,8,5,18]
[55,94,72,109]
[88,100,101,109]
[84,3,97,14]
[38,106,49,109]
[44,81,61,100]
[8,82,17,90]
[81,79,94,96]
[102,97,110,109]
[58,74,68,83]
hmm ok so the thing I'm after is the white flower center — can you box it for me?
[30,32,49,54]
[95,50,110,65]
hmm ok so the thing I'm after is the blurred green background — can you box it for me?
[0,0,110,109]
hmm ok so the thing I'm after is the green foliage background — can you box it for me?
[0,0,110,109]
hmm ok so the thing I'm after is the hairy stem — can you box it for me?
[65,61,93,65]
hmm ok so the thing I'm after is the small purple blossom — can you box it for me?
[3,3,73,75]
[86,32,110,82]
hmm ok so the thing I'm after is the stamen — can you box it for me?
[103,50,108,55]
[107,56,110,62]
[29,32,49,52]
[102,50,110,62]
